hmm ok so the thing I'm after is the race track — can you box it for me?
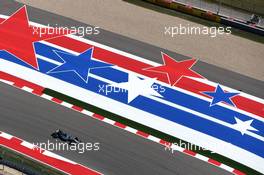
[0,82,231,175]
[0,0,263,175]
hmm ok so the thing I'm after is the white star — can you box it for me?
[232,117,258,135]
[110,74,163,103]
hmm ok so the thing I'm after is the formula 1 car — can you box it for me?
[51,129,81,144]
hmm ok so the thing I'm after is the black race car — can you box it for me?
[51,129,81,144]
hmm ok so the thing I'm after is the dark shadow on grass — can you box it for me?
[122,0,264,44]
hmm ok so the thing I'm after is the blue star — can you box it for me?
[203,85,240,107]
[47,47,112,83]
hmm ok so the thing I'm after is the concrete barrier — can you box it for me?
[145,0,221,22]
[143,0,264,36]
[210,0,264,16]
[221,17,264,36]
[156,0,173,7]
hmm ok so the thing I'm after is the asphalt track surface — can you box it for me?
[0,0,262,175]
[0,83,232,175]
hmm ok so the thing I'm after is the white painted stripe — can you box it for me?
[0,132,13,139]
[147,135,161,143]
[195,154,210,162]
[103,118,115,125]
[82,110,94,116]
[219,164,234,172]
[36,54,62,65]
[171,144,185,152]
[41,94,53,100]
[61,101,73,108]
[21,141,36,149]
[125,127,138,134]
[21,86,33,93]
[0,15,9,19]
[0,79,14,85]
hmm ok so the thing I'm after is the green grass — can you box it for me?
[44,88,262,175]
